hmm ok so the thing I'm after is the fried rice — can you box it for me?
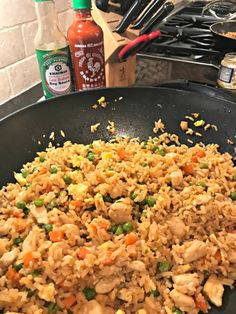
[0,137,236,314]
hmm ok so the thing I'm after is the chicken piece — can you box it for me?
[30,205,48,224]
[0,248,18,266]
[193,194,211,206]
[95,276,121,294]
[170,170,183,188]
[183,240,207,263]
[0,238,8,257]
[80,300,104,314]
[108,198,132,224]
[169,217,186,239]
[128,260,146,272]
[172,273,199,295]
[0,222,10,236]
[203,274,224,307]
[22,229,40,254]
[170,289,197,313]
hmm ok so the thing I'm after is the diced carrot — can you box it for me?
[182,163,194,175]
[97,221,109,230]
[117,148,128,160]
[6,267,18,281]
[62,294,76,309]
[124,232,137,246]
[77,247,91,260]
[191,155,199,163]
[38,168,47,175]
[49,230,64,242]
[195,294,208,313]
[44,183,52,193]
[6,267,21,287]
[196,150,206,158]
[23,252,35,267]
[214,250,222,263]
[70,200,82,209]
[102,257,114,266]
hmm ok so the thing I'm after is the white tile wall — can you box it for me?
[0,0,74,105]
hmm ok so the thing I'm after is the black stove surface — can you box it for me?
[141,0,236,66]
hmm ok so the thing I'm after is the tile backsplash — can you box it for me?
[0,0,75,105]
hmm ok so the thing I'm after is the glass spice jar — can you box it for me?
[217,53,236,90]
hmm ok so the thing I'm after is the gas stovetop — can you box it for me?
[139,0,236,68]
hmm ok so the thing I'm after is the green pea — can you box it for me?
[63,175,72,185]
[151,145,158,152]
[115,225,123,236]
[83,287,96,300]
[130,192,137,200]
[34,199,44,207]
[27,289,35,298]
[149,289,160,297]
[103,194,113,203]
[88,143,93,149]
[29,269,42,276]
[21,169,28,178]
[86,206,96,212]
[110,225,117,234]
[46,200,57,210]
[13,262,23,272]
[39,156,46,162]
[50,165,58,174]
[13,237,23,246]
[158,148,166,156]
[157,261,171,272]
[137,199,147,207]
[122,222,133,233]
[16,200,26,209]
[146,197,156,207]
[44,224,53,234]
[32,166,38,172]
[25,183,32,190]
[142,142,147,149]
[87,152,95,162]
[47,302,59,314]
[233,175,236,181]
[230,192,236,201]
[199,162,208,169]
[143,162,148,167]
[196,181,206,187]
[172,308,183,314]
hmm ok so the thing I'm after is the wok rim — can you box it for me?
[210,21,236,41]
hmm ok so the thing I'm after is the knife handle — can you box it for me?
[115,0,150,34]
[132,0,166,29]
[140,1,174,35]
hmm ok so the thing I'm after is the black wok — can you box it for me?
[0,86,236,313]
[210,21,236,50]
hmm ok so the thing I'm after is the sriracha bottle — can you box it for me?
[67,0,106,91]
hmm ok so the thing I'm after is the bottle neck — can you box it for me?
[35,1,58,30]
[74,9,92,20]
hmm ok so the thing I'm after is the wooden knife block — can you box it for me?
[92,1,140,87]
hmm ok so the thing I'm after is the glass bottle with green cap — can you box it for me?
[67,0,106,91]
[34,0,73,99]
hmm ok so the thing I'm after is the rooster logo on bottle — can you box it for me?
[87,57,101,78]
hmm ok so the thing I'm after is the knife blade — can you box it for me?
[132,0,166,29]
[115,0,150,33]
[140,1,174,35]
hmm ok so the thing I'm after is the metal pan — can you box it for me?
[0,86,236,312]
[210,21,236,50]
